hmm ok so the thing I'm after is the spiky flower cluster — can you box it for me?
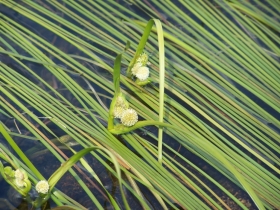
[113,95,138,126]
[136,52,149,65]
[135,66,149,81]
[114,106,126,118]
[15,169,24,179]
[120,109,138,126]
[2,167,31,196]
[131,52,150,81]
[113,96,129,118]
[14,169,25,188]
[131,62,142,75]
[36,180,49,194]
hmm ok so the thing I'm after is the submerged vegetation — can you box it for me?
[0,1,279,209]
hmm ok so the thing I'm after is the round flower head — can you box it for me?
[115,96,124,107]
[15,178,25,188]
[131,62,142,75]
[115,96,129,108]
[113,106,126,118]
[36,180,49,194]
[14,169,24,180]
[135,66,149,81]
[14,169,26,188]
[120,108,138,126]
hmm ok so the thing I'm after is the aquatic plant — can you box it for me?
[0,1,279,209]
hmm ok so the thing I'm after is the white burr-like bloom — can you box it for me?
[36,180,49,194]
[120,108,138,126]
[135,66,149,81]
[113,106,126,118]
[14,169,25,188]
[15,178,25,188]
[131,62,142,75]
[14,169,24,180]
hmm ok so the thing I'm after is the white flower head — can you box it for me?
[15,179,25,188]
[36,180,49,194]
[14,169,26,188]
[113,106,126,118]
[131,62,142,75]
[115,96,125,107]
[14,169,24,180]
[135,66,149,81]
[120,108,138,126]
[115,96,129,108]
